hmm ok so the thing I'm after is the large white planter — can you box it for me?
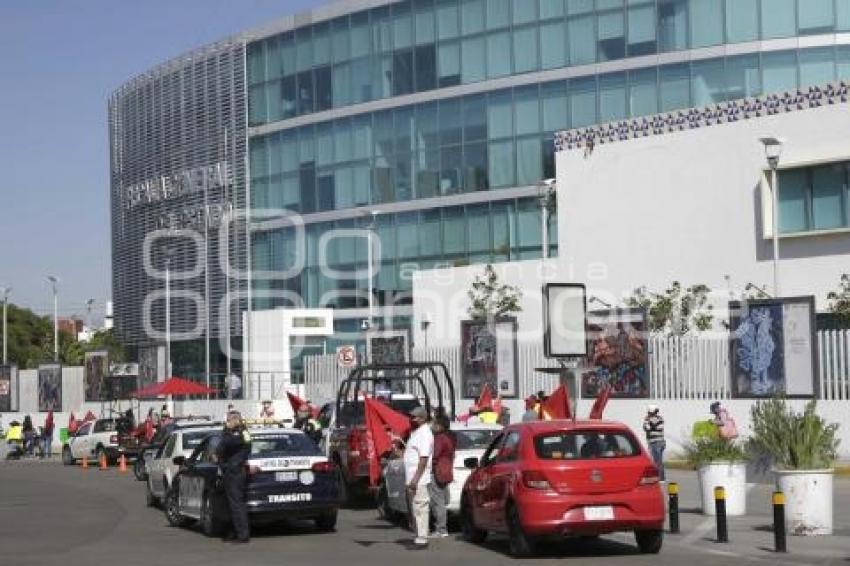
[697,462,747,516]
[774,469,834,536]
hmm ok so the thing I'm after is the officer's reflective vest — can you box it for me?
[5,425,23,441]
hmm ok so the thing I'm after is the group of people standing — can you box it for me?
[2,412,54,459]
[402,406,456,549]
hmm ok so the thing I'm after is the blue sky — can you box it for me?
[0,0,322,321]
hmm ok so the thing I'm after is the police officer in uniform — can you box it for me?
[216,411,252,543]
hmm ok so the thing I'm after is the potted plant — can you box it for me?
[749,398,839,535]
[684,430,749,516]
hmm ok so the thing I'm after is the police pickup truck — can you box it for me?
[164,425,340,537]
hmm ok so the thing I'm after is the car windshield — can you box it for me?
[455,429,500,450]
[534,430,640,460]
[182,430,213,450]
[250,433,321,458]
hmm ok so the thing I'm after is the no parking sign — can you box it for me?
[336,345,357,369]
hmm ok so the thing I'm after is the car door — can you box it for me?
[486,431,522,532]
[467,433,505,530]
[385,455,406,512]
[70,422,93,459]
[153,434,178,497]
[179,440,208,518]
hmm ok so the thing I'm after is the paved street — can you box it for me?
[0,461,847,566]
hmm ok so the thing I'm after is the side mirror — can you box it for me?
[464,457,479,470]
[172,456,186,466]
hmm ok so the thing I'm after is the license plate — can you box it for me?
[582,506,615,521]
[275,471,298,482]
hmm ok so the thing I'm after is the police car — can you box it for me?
[164,425,341,537]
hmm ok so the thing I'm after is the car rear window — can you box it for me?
[93,420,117,433]
[251,433,321,457]
[534,430,640,460]
[182,431,212,450]
[455,429,500,450]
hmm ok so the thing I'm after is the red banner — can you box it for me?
[364,398,411,486]
[539,384,571,420]
[589,386,612,420]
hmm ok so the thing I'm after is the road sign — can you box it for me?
[336,345,357,369]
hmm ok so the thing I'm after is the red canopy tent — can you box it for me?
[130,377,217,398]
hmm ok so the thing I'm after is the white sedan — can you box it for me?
[378,422,502,521]
[145,426,219,507]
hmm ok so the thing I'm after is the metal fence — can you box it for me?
[304,331,850,403]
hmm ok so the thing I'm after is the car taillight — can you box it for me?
[312,461,335,473]
[522,470,552,490]
[639,465,660,485]
[110,435,118,444]
[246,464,261,476]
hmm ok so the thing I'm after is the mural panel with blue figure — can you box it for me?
[731,304,786,396]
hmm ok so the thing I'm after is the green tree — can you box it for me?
[83,328,127,363]
[626,281,714,335]
[467,264,522,320]
[827,274,850,325]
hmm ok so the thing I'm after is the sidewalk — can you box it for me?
[655,470,849,565]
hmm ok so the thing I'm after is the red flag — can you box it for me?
[589,386,612,420]
[492,396,503,416]
[286,391,320,419]
[364,397,411,486]
[477,383,493,409]
[84,411,96,422]
[68,412,78,434]
[539,384,571,420]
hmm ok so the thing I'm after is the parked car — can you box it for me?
[460,420,665,557]
[328,362,456,503]
[164,426,340,537]
[135,417,215,481]
[378,422,502,522]
[145,425,220,507]
[62,419,122,465]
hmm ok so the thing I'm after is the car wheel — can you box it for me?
[201,492,224,537]
[507,503,536,558]
[315,511,338,532]
[62,446,74,466]
[164,484,189,528]
[460,498,487,544]
[145,480,158,508]
[635,529,663,554]
[133,457,147,481]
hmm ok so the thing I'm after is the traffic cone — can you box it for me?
[119,455,128,473]
[81,456,88,469]
[99,453,108,470]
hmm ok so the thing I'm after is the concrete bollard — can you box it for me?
[668,482,680,534]
[714,486,728,543]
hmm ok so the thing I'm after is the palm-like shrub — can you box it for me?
[749,398,839,470]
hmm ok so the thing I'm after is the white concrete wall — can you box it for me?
[556,102,850,309]
[411,259,562,348]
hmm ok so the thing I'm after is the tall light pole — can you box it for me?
[1,286,10,364]
[47,276,58,362]
[538,179,557,259]
[759,137,785,297]
[366,210,380,331]
[163,248,175,377]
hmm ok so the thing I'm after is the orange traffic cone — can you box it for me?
[81,456,88,469]
[99,453,108,470]
[119,455,128,473]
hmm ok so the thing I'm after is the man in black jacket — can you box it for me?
[216,411,252,543]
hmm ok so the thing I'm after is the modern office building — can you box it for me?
[111,0,850,384]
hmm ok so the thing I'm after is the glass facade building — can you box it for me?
[111,0,850,376]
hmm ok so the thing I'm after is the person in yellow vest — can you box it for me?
[477,405,499,425]
[5,421,24,460]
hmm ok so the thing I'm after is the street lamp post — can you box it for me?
[163,248,175,377]
[1,286,10,364]
[759,137,785,298]
[538,179,557,259]
[46,276,59,362]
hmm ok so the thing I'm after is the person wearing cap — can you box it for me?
[404,406,434,549]
[259,400,275,419]
[294,403,322,445]
[216,411,252,543]
[522,396,539,422]
[643,405,665,481]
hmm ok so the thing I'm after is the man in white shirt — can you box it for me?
[404,406,434,548]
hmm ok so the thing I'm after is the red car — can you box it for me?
[460,419,665,557]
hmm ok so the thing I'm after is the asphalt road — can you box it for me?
[0,461,847,566]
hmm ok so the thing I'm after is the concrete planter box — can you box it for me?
[774,469,834,536]
[697,461,747,516]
